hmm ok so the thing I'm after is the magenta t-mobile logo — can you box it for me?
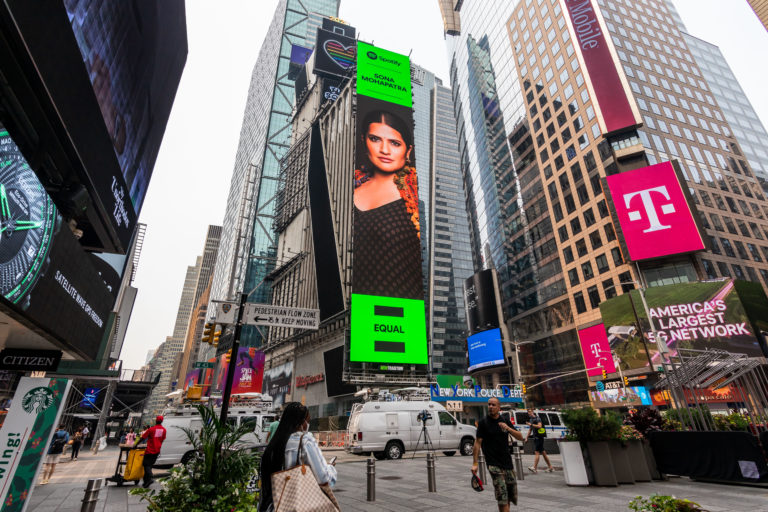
[623,185,676,233]
[606,161,705,261]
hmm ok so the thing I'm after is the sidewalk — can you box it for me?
[25,448,768,511]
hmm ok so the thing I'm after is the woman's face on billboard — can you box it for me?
[365,122,409,173]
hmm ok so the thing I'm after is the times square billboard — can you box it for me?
[598,279,768,373]
[349,42,428,365]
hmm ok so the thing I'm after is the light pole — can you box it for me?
[507,338,534,385]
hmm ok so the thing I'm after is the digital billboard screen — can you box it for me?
[604,161,706,261]
[314,28,356,78]
[578,323,617,377]
[599,279,768,372]
[262,361,293,408]
[349,43,427,365]
[464,269,500,335]
[467,328,505,372]
[0,129,114,360]
[589,386,652,408]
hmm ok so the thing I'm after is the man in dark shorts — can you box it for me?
[525,408,554,473]
[473,397,525,511]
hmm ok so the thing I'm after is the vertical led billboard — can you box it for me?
[350,42,427,364]
[467,328,505,372]
[604,161,706,261]
[577,323,617,377]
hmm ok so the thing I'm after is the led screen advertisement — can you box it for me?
[262,361,293,408]
[590,386,652,408]
[558,0,641,134]
[577,323,617,377]
[215,347,265,395]
[467,328,506,372]
[599,279,768,373]
[604,160,706,261]
[464,269,500,335]
[0,129,113,360]
[314,28,356,78]
[350,43,427,365]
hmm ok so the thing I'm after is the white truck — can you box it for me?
[346,400,476,460]
[155,402,276,467]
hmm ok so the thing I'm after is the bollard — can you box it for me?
[366,457,375,502]
[426,452,437,492]
[81,478,103,512]
[478,451,488,485]
[512,442,524,481]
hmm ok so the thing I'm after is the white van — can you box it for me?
[156,408,276,467]
[346,400,476,460]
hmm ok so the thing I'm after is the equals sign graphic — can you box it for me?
[373,305,405,353]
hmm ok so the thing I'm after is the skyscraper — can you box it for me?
[207,0,339,351]
[442,0,768,405]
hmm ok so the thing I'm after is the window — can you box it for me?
[563,247,574,264]
[587,286,600,308]
[717,261,730,277]
[576,238,588,257]
[589,230,602,249]
[582,261,594,280]
[596,254,610,273]
[584,208,596,226]
[720,238,735,257]
[558,225,569,243]
[605,223,617,242]
[571,218,582,234]
[574,291,587,313]
[700,258,717,279]
[439,412,456,426]
[603,278,616,298]
[568,268,579,286]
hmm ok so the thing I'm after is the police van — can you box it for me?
[504,409,567,439]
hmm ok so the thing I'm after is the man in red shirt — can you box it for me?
[134,415,167,487]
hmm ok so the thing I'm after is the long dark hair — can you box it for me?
[259,402,309,509]
[356,109,413,176]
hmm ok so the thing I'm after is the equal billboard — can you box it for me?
[0,129,114,360]
[558,0,641,134]
[599,279,768,372]
[604,160,706,261]
[467,328,506,372]
[349,42,427,365]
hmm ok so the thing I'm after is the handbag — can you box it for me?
[271,433,339,512]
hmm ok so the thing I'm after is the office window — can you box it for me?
[582,261,594,280]
[603,278,616,299]
[576,238,588,257]
[596,254,610,274]
[589,230,602,250]
[587,286,600,308]
[568,268,579,286]
[563,246,574,264]
[574,292,587,313]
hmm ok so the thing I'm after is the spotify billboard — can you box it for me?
[350,42,427,364]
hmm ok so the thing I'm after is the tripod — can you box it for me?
[411,420,436,459]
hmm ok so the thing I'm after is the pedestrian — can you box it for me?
[525,408,554,474]
[134,415,167,488]
[473,397,524,512]
[81,423,89,443]
[259,402,338,512]
[266,412,280,443]
[125,428,137,446]
[70,427,83,461]
[40,424,69,484]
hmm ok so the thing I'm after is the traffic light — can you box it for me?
[623,376,629,386]
[212,328,221,346]
[202,322,214,344]
[521,383,527,393]
[601,368,607,379]
[224,349,232,364]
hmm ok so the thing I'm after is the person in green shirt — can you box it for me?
[266,414,280,443]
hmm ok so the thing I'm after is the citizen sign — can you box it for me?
[605,161,705,261]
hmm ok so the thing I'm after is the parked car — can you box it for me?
[346,400,476,460]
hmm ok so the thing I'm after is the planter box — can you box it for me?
[586,441,618,486]
[642,440,662,480]
[608,441,635,484]
[625,440,652,482]
[558,440,588,486]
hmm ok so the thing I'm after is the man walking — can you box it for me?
[472,397,524,512]
[525,408,554,473]
[40,424,69,484]
[134,415,167,488]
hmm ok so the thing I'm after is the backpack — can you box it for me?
[50,432,66,453]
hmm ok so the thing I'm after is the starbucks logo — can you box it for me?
[22,387,54,414]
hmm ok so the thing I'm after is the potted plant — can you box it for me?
[557,430,589,486]
[562,408,619,486]
[627,408,665,479]
[130,405,261,511]
[628,493,705,511]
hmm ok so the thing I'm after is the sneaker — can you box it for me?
[545,467,555,473]
[527,466,537,474]
[142,480,154,488]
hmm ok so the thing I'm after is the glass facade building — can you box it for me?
[208,0,339,349]
[445,0,768,405]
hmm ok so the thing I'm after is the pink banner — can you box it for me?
[578,323,616,377]
[606,161,705,261]
[561,0,640,134]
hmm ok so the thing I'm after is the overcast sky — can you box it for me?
[120,0,768,370]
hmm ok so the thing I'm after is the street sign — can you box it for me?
[194,361,215,369]
[445,401,463,412]
[215,331,234,357]
[214,301,238,324]
[243,303,320,330]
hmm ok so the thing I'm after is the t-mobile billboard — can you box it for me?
[599,279,768,372]
[604,161,706,261]
[558,0,641,134]
[577,323,617,377]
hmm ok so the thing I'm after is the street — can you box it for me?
[25,447,768,511]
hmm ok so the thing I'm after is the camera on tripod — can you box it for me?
[417,410,432,423]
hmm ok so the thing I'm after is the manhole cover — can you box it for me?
[380,476,402,480]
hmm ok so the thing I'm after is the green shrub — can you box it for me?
[562,407,622,443]
[629,494,705,511]
[130,405,261,511]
